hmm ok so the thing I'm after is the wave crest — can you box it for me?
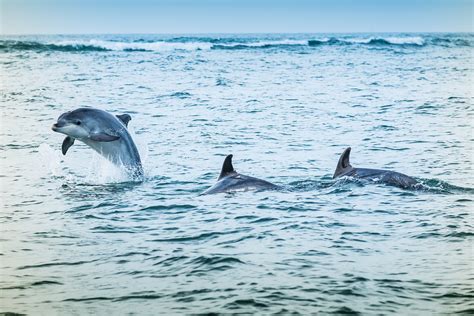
[1,35,471,53]
[309,36,425,46]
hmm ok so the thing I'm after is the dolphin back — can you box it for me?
[202,155,279,195]
[353,168,418,189]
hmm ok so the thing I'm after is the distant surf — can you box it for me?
[1,34,472,52]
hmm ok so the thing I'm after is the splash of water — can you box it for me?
[38,126,150,185]
[38,143,64,177]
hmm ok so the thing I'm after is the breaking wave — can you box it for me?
[0,35,471,53]
[211,39,307,50]
[308,36,426,46]
[0,40,212,52]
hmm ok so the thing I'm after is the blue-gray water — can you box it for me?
[1,33,473,315]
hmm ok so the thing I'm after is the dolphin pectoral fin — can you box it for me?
[218,154,236,180]
[62,136,75,155]
[116,114,132,127]
[333,147,353,178]
[90,133,120,142]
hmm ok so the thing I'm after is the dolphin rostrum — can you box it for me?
[52,107,143,179]
[333,147,419,189]
[202,154,280,195]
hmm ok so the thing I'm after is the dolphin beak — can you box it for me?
[52,123,62,131]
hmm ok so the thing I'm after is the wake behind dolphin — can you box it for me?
[333,147,419,189]
[52,107,143,179]
[202,154,280,195]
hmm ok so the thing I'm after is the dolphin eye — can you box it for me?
[75,121,81,125]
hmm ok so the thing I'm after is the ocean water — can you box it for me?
[1,33,473,315]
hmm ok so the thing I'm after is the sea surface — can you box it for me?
[1,33,473,315]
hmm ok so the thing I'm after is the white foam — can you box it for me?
[343,38,372,44]
[343,36,424,45]
[38,143,64,177]
[48,37,425,52]
[85,153,130,184]
[384,37,425,45]
[217,39,308,48]
[51,40,213,51]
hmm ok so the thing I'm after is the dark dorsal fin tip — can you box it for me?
[342,147,351,167]
[219,154,235,180]
[116,114,132,127]
[333,147,353,178]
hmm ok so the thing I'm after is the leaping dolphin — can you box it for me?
[202,154,280,195]
[333,147,419,189]
[52,107,143,179]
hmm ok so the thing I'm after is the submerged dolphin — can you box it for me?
[52,107,143,178]
[202,154,279,195]
[333,147,418,188]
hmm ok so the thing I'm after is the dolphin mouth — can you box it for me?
[51,123,64,131]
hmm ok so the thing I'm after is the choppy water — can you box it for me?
[1,33,473,315]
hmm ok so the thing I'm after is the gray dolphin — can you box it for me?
[202,154,279,195]
[333,147,418,188]
[52,107,143,179]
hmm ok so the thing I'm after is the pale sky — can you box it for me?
[1,0,473,35]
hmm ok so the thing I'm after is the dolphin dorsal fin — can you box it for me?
[116,114,131,127]
[333,147,353,178]
[218,154,236,180]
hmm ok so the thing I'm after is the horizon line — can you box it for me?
[1,31,473,36]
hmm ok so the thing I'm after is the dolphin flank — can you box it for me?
[201,154,280,195]
[52,107,143,179]
[333,147,419,189]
